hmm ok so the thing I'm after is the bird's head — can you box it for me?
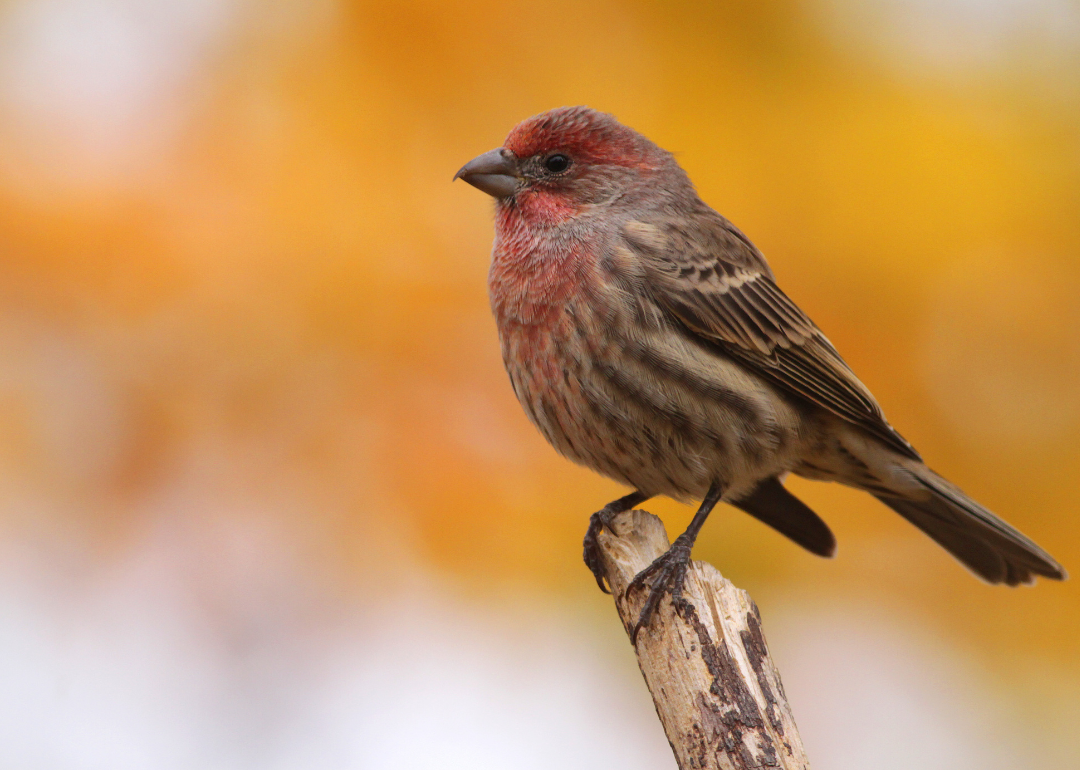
[454,107,678,220]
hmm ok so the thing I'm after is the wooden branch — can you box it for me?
[596,509,810,770]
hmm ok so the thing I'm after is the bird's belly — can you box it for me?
[499,312,812,502]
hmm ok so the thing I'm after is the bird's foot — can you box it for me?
[625,538,694,645]
[583,501,635,593]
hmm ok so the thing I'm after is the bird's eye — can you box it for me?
[544,154,571,173]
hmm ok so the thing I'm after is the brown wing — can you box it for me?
[621,215,920,460]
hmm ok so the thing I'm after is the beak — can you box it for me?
[453,148,520,199]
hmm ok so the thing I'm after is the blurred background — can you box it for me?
[0,0,1076,767]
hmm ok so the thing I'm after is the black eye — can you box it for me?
[544,154,571,173]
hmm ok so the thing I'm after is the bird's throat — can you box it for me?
[489,212,595,331]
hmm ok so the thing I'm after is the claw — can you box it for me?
[618,481,722,645]
[625,541,693,645]
[582,511,612,593]
[582,491,649,594]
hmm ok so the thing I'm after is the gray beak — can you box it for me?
[453,148,520,199]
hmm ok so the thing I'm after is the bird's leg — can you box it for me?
[583,490,650,593]
[626,481,724,645]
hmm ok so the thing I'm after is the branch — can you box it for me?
[596,509,810,770]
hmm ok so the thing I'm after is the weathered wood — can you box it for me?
[596,509,810,770]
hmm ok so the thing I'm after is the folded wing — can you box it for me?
[621,215,920,460]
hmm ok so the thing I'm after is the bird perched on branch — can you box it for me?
[454,106,1065,643]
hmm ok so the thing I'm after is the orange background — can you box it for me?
[0,0,1076,766]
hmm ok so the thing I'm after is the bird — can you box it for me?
[454,106,1066,643]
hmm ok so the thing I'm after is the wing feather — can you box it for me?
[622,215,920,460]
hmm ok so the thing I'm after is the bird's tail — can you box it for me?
[872,465,1066,585]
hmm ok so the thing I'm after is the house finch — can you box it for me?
[454,106,1065,642]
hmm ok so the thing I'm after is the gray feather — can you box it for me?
[874,469,1066,585]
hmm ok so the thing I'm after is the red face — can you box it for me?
[504,107,657,172]
[454,107,663,214]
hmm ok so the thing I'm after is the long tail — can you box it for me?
[873,466,1066,585]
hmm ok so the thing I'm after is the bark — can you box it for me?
[596,509,810,770]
